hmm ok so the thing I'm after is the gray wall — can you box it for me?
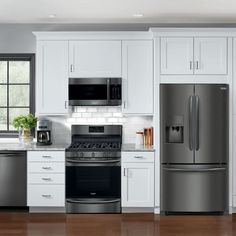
[1,23,236,53]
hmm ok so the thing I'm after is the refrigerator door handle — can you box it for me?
[195,95,200,151]
[189,96,194,151]
[162,167,226,172]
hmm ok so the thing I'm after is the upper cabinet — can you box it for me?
[160,38,194,75]
[122,40,153,115]
[69,41,122,78]
[36,41,69,115]
[161,37,227,75]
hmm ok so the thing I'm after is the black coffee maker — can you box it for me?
[36,120,52,146]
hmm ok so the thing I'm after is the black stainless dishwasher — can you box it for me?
[0,151,27,206]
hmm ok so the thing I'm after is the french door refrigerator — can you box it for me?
[160,84,228,214]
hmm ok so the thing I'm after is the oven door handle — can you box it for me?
[66,198,120,204]
[66,159,121,167]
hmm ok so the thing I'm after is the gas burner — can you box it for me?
[68,142,121,151]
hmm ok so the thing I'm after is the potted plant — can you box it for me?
[13,114,37,142]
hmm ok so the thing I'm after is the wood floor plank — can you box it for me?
[0,213,234,236]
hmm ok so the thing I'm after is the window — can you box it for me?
[0,54,35,136]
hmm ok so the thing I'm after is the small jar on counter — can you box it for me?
[135,132,144,146]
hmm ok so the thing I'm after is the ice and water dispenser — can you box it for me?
[165,116,184,143]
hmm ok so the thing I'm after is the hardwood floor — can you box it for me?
[0,213,235,236]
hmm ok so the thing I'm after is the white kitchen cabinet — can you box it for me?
[122,41,153,115]
[160,37,194,75]
[160,37,227,75]
[27,151,65,207]
[194,38,227,75]
[36,41,68,115]
[122,152,154,208]
[69,41,121,77]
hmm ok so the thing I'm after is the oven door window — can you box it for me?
[66,166,121,198]
[69,85,107,100]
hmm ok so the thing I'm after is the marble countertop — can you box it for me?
[0,142,68,151]
[121,143,155,152]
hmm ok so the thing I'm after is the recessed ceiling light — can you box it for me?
[133,13,143,17]
[48,14,56,18]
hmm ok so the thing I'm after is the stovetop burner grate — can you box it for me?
[67,142,121,151]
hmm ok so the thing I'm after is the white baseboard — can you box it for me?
[29,207,65,213]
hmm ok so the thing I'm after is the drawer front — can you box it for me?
[28,162,65,173]
[28,185,65,207]
[28,173,65,184]
[122,152,154,163]
[28,151,65,162]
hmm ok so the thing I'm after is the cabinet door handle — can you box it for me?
[123,101,127,109]
[70,64,74,72]
[123,168,126,176]
[42,167,52,170]
[190,61,193,70]
[42,155,52,158]
[42,194,52,198]
[42,178,52,181]
[134,156,144,159]
[65,101,68,109]
[196,61,199,70]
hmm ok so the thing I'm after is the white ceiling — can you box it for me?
[1,0,236,23]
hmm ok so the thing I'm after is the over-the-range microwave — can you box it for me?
[68,78,122,106]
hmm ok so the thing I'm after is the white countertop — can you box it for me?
[122,143,155,152]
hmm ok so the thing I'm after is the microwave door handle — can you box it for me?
[107,78,110,104]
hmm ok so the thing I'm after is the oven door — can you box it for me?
[66,159,121,213]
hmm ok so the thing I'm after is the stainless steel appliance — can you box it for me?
[160,84,229,214]
[66,125,122,213]
[36,120,52,146]
[69,78,122,106]
[0,151,27,206]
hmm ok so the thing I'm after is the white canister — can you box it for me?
[135,132,144,146]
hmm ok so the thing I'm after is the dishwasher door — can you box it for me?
[161,164,228,214]
[0,151,27,206]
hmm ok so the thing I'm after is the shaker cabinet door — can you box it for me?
[122,162,154,207]
[122,40,153,114]
[194,38,227,75]
[160,37,194,75]
[69,41,121,77]
[36,41,69,115]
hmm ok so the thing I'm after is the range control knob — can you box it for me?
[92,152,95,158]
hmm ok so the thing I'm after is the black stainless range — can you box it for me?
[66,125,122,213]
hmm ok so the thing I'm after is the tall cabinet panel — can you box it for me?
[36,41,68,115]
[69,41,121,78]
[194,38,227,75]
[122,40,153,114]
[160,38,194,75]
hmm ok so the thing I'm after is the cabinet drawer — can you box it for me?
[122,152,154,163]
[28,173,65,184]
[28,151,65,162]
[27,185,65,207]
[28,162,65,173]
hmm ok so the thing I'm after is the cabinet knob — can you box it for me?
[42,155,52,158]
[42,167,52,170]
[134,156,144,159]
[42,177,52,181]
[70,64,74,72]
[42,194,52,198]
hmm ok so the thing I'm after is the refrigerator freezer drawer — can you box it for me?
[161,165,228,213]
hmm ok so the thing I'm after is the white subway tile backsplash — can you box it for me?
[82,113,92,118]
[44,107,153,145]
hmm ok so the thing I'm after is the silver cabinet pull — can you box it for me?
[42,155,52,158]
[42,194,52,198]
[123,168,126,176]
[70,64,74,72]
[42,167,52,170]
[190,61,193,70]
[65,101,68,109]
[42,178,52,181]
[123,101,126,109]
[134,156,144,159]
[196,61,199,70]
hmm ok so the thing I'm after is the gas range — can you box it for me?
[66,125,122,214]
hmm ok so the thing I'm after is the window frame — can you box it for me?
[0,54,35,137]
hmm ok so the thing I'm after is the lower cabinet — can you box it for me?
[27,151,65,207]
[122,152,154,208]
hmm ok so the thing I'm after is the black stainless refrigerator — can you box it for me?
[160,84,229,214]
